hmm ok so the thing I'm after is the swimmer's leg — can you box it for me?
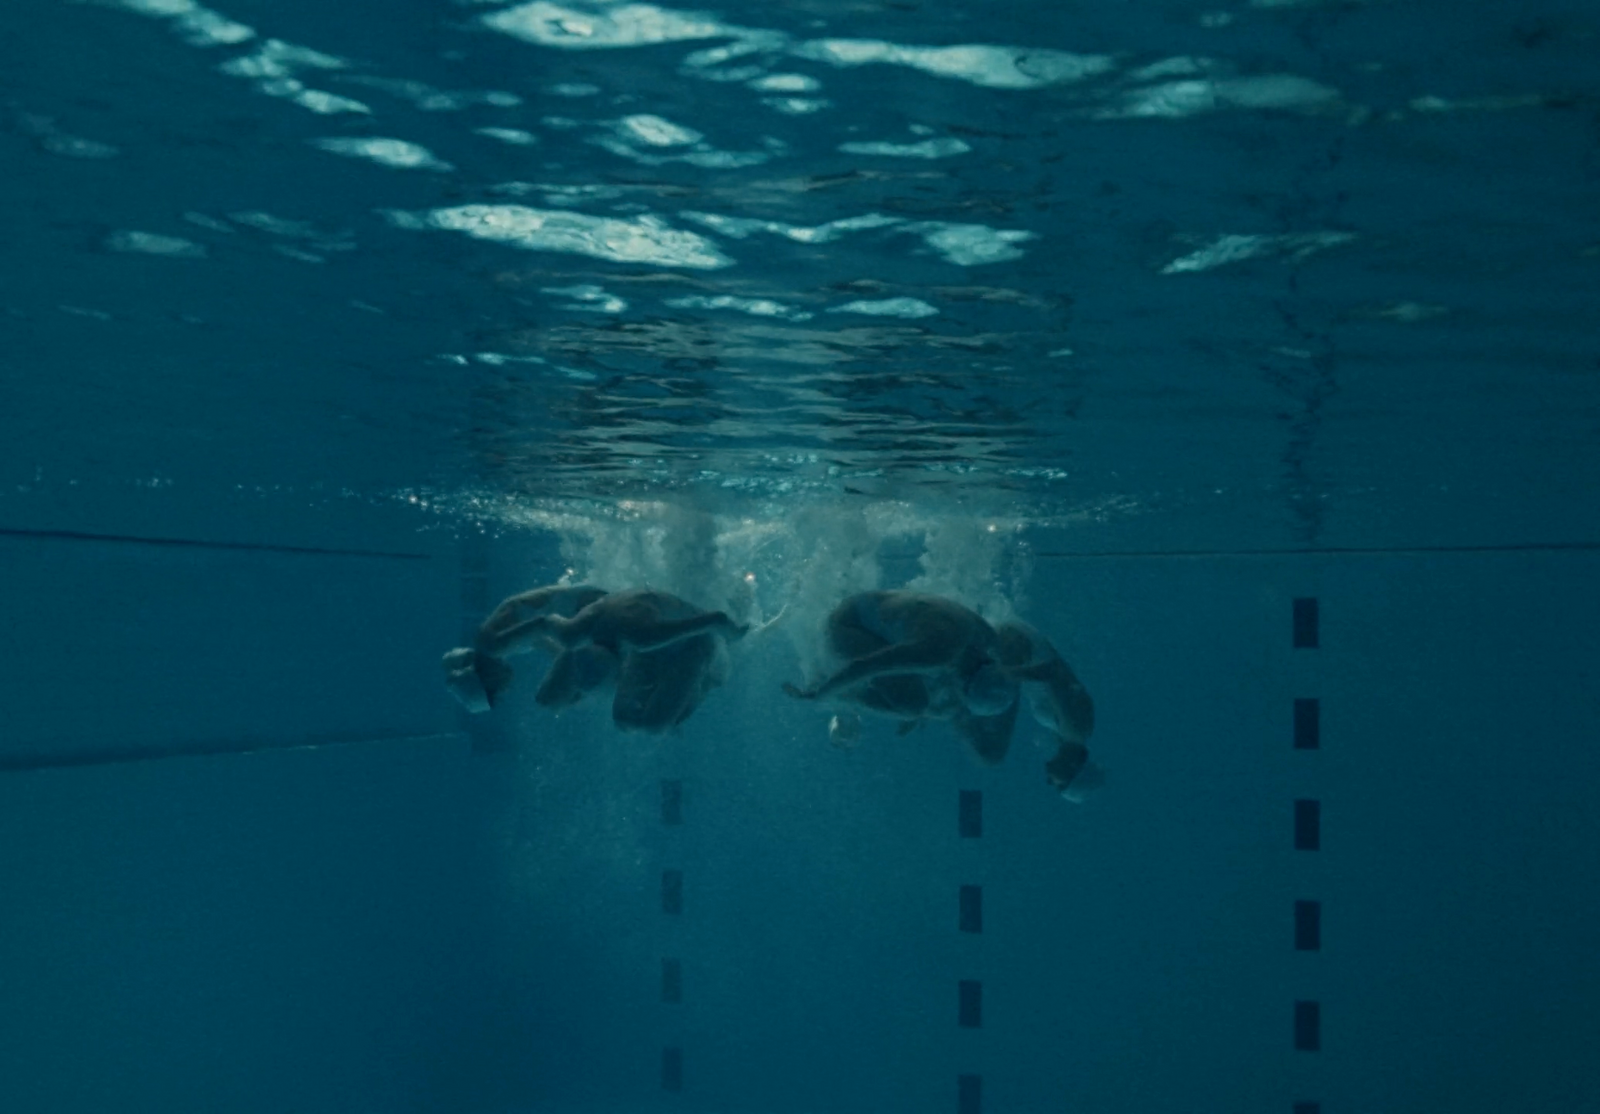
[613,635,716,732]
[535,645,618,710]
[804,641,956,701]
[485,616,565,657]
[954,698,1019,766]
[825,600,889,661]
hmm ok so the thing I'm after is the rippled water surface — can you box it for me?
[5,0,1598,548]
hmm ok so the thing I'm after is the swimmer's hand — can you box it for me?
[720,613,752,640]
[782,682,819,701]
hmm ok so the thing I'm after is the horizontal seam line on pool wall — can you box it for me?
[1032,541,1600,559]
[0,526,432,560]
[0,732,467,773]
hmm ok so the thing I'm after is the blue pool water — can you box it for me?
[2,1,1598,1111]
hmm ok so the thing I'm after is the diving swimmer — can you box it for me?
[783,591,1021,765]
[443,584,611,714]
[785,592,1102,801]
[499,587,750,733]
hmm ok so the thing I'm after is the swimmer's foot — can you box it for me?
[782,682,819,700]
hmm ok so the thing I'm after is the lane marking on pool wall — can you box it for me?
[1292,596,1322,1112]
[956,785,984,1112]
[660,768,686,1092]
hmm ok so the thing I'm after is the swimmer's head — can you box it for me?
[962,663,1017,717]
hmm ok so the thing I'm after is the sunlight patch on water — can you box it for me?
[483,1,735,49]
[541,284,629,313]
[614,113,702,146]
[591,114,779,167]
[216,37,369,114]
[476,126,540,145]
[913,222,1036,266]
[792,39,1114,89]
[103,230,208,258]
[748,73,821,93]
[761,97,831,115]
[288,90,370,115]
[106,0,255,46]
[829,297,939,319]
[664,294,815,321]
[312,136,451,170]
[677,211,1033,266]
[838,137,971,159]
[14,112,120,159]
[1161,231,1355,273]
[338,75,523,112]
[388,204,735,269]
[1093,74,1342,119]
[218,38,346,77]
[679,211,902,243]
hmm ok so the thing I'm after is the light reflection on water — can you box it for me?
[14,0,1596,551]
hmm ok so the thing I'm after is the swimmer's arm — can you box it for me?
[479,612,591,654]
[806,641,956,701]
[476,590,559,654]
[623,611,748,652]
[1048,674,1095,739]
[480,616,565,657]
[1026,670,1094,742]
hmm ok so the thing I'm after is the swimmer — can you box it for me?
[785,591,1016,713]
[995,619,1104,802]
[443,584,610,713]
[521,588,750,734]
[784,591,1020,764]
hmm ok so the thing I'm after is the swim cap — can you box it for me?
[963,663,1017,717]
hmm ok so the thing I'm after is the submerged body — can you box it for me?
[994,619,1103,800]
[786,591,1020,766]
[443,584,610,713]
[450,586,747,733]
[787,593,1102,800]
[443,585,743,733]
[567,589,742,733]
